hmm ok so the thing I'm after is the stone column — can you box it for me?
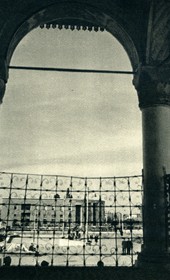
[133,65,170,266]
[0,56,8,104]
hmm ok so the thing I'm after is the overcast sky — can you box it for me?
[0,28,142,177]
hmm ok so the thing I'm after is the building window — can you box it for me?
[76,205,81,225]
[21,204,31,211]
[93,203,96,226]
[43,219,47,225]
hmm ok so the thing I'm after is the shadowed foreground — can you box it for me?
[0,267,170,280]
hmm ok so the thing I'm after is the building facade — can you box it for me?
[1,197,105,230]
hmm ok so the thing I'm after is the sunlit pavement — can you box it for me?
[0,231,142,267]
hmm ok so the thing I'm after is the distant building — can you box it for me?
[1,197,105,229]
[106,211,142,230]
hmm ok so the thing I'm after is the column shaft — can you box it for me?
[142,106,170,256]
[133,65,170,266]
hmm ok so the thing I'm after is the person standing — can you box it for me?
[94,234,98,244]
[121,238,126,255]
[126,238,133,255]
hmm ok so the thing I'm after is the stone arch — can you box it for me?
[6,2,139,70]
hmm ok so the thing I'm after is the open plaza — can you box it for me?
[0,228,142,266]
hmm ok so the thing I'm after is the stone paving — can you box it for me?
[0,231,142,267]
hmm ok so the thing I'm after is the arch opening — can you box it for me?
[0,4,143,268]
[2,26,142,177]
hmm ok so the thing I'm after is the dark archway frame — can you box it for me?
[7,2,139,71]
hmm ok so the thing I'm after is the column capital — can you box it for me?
[0,56,8,104]
[133,64,170,109]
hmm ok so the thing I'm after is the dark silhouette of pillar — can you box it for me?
[0,56,8,104]
[133,65,170,267]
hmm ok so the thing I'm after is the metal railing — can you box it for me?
[0,172,143,267]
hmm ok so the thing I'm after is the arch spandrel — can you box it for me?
[0,1,147,103]
[147,0,170,66]
[133,0,170,108]
[0,1,148,62]
[6,2,141,68]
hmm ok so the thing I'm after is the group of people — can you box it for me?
[68,228,81,240]
[67,228,99,245]
[3,256,49,267]
[121,238,133,255]
[87,234,99,245]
